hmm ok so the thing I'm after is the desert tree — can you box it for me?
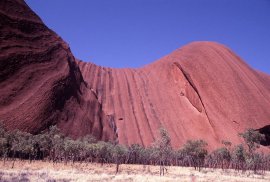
[51,132,65,163]
[246,152,264,173]
[78,135,97,163]
[84,143,98,163]
[112,144,128,174]
[41,125,65,162]
[207,146,231,170]
[232,144,246,171]
[127,144,144,164]
[80,134,97,144]
[0,136,7,161]
[146,145,159,165]
[179,139,208,171]
[63,138,75,164]
[239,128,265,172]
[239,128,265,156]
[206,140,231,170]
[35,132,53,161]
[12,131,33,161]
[0,121,8,163]
[94,141,114,165]
[153,127,173,175]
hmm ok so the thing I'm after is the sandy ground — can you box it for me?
[0,160,269,182]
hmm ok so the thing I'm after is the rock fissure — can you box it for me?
[173,62,218,140]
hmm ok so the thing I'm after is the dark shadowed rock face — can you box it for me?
[0,0,116,141]
[1,0,270,149]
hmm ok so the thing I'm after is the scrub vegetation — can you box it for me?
[0,122,269,180]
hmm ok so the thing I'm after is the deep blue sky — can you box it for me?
[25,0,270,74]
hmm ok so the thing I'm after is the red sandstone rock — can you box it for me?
[0,0,269,149]
[0,0,116,141]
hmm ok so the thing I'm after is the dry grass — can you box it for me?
[0,160,269,182]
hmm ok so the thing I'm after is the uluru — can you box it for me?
[0,0,270,151]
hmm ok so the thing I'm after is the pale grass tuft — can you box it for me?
[0,160,269,181]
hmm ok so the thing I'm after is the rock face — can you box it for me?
[1,0,270,148]
[0,0,116,141]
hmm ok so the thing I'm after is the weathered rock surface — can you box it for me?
[0,0,269,148]
[0,0,116,141]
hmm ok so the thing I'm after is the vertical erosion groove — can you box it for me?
[132,70,154,140]
[114,71,128,144]
[123,70,144,146]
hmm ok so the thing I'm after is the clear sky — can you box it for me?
[25,0,270,74]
